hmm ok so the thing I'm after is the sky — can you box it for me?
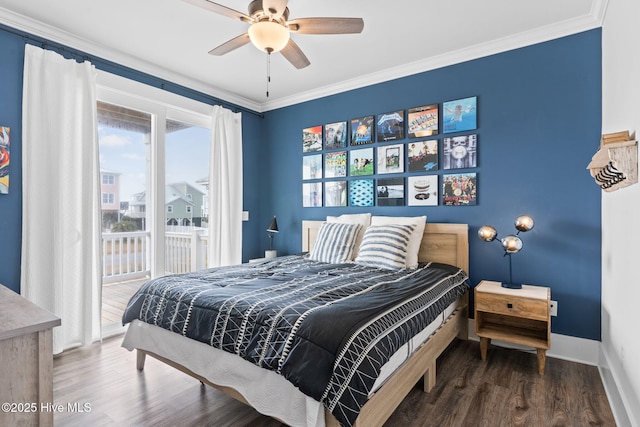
[98,123,210,204]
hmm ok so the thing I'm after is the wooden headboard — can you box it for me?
[302,220,469,273]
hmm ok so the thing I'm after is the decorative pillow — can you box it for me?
[355,224,416,270]
[309,222,363,264]
[326,213,371,259]
[370,216,426,269]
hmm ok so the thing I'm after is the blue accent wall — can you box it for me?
[262,30,602,340]
[0,23,602,341]
[0,30,25,295]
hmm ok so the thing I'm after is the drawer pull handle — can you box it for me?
[507,303,513,309]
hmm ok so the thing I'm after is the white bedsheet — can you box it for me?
[121,301,457,427]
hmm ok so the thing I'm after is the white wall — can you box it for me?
[601,0,640,425]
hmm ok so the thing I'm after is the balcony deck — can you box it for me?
[100,227,208,326]
[102,277,148,325]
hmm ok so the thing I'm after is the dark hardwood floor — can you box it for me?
[53,336,616,426]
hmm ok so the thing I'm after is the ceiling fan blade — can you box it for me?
[182,0,252,23]
[280,39,310,69]
[208,33,251,55]
[288,17,364,34]
[262,0,289,20]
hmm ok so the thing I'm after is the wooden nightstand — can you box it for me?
[474,280,551,375]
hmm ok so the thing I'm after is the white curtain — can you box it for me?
[208,105,243,266]
[21,45,102,354]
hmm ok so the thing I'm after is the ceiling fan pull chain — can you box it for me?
[266,48,273,98]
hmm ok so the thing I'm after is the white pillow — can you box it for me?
[370,216,427,269]
[327,213,371,259]
[355,224,416,270]
[309,222,363,264]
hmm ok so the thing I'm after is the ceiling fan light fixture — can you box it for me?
[248,20,290,53]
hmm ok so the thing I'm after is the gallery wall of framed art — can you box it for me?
[302,96,478,207]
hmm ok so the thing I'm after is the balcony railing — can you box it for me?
[101,229,208,284]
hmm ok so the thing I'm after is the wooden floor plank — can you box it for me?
[53,337,616,426]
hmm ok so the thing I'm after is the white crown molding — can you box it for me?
[0,6,262,113]
[262,1,607,112]
[0,1,608,113]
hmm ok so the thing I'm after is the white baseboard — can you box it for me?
[466,319,633,426]
[599,346,637,427]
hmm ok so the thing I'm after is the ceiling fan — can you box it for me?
[183,0,364,69]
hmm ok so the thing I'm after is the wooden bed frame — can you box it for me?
[135,221,469,427]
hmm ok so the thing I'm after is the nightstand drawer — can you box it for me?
[475,292,548,321]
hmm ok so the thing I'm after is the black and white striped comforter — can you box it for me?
[122,254,468,426]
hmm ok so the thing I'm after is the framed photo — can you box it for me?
[302,154,322,180]
[442,173,477,206]
[325,151,347,178]
[350,116,374,145]
[302,182,322,207]
[407,175,438,206]
[349,179,374,207]
[377,177,405,206]
[325,181,347,207]
[443,134,477,169]
[349,147,374,176]
[376,110,404,141]
[324,121,348,149]
[0,126,10,194]
[303,125,322,152]
[408,140,438,172]
[443,96,477,134]
[407,104,438,138]
[377,144,404,174]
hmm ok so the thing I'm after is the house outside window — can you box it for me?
[102,174,115,185]
[102,193,115,204]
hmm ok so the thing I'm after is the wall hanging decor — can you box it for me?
[0,126,9,194]
[586,130,637,192]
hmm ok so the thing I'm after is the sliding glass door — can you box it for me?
[96,72,213,335]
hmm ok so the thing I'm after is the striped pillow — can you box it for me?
[355,224,416,270]
[309,222,363,263]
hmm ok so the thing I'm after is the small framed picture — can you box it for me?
[351,116,374,145]
[443,96,477,134]
[349,179,374,207]
[303,182,322,207]
[325,181,347,207]
[302,154,323,180]
[443,134,477,169]
[324,121,348,149]
[407,104,438,138]
[377,177,405,206]
[303,125,322,152]
[442,173,477,206]
[349,147,374,176]
[376,110,404,141]
[324,151,347,178]
[377,144,404,174]
[408,175,438,206]
[408,140,438,172]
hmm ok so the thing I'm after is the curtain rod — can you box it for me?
[0,23,264,119]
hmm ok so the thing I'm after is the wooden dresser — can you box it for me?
[0,284,61,427]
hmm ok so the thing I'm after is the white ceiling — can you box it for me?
[0,0,605,112]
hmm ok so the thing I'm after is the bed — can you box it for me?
[121,219,469,427]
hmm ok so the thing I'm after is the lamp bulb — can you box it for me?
[501,235,523,254]
[478,225,498,242]
[515,215,535,232]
